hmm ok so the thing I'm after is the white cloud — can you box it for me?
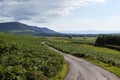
[0,0,106,23]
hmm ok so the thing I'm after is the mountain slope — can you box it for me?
[0,22,59,36]
[0,22,30,31]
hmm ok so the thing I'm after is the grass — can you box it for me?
[50,62,68,80]
[87,59,120,77]
[46,37,120,77]
[47,37,97,45]
[80,44,120,55]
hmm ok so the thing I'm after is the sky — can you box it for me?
[0,0,120,31]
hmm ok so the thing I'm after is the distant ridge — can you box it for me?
[0,22,60,36]
[60,30,120,34]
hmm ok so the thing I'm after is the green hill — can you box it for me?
[0,22,60,36]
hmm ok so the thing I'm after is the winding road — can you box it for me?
[42,42,120,80]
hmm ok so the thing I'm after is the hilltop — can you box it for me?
[0,22,60,36]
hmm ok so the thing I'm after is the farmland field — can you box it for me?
[46,37,120,77]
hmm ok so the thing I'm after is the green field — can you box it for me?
[1,33,120,79]
[0,33,67,80]
[46,37,120,77]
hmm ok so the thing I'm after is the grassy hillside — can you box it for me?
[0,22,59,36]
[46,37,120,77]
[0,33,66,80]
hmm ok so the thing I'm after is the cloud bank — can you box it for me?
[0,0,106,23]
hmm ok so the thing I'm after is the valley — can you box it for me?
[0,0,120,80]
[0,33,120,80]
[0,23,120,80]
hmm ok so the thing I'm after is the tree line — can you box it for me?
[95,35,120,46]
[95,35,120,51]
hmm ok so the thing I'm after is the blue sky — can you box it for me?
[0,0,120,31]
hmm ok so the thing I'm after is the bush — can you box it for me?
[0,33,64,80]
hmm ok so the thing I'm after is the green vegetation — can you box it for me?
[87,59,120,77]
[0,33,66,80]
[1,33,120,79]
[46,37,120,77]
[96,35,120,46]
[50,62,68,80]
[95,35,120,51]
[47,37,96,45]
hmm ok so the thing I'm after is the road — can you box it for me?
[42,42,120,80]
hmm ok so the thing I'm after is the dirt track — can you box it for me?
[43,42,120,80]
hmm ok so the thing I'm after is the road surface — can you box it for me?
[42,42,120,80]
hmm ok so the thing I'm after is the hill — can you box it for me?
[0,22,60,36]
[61,30,120,34]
